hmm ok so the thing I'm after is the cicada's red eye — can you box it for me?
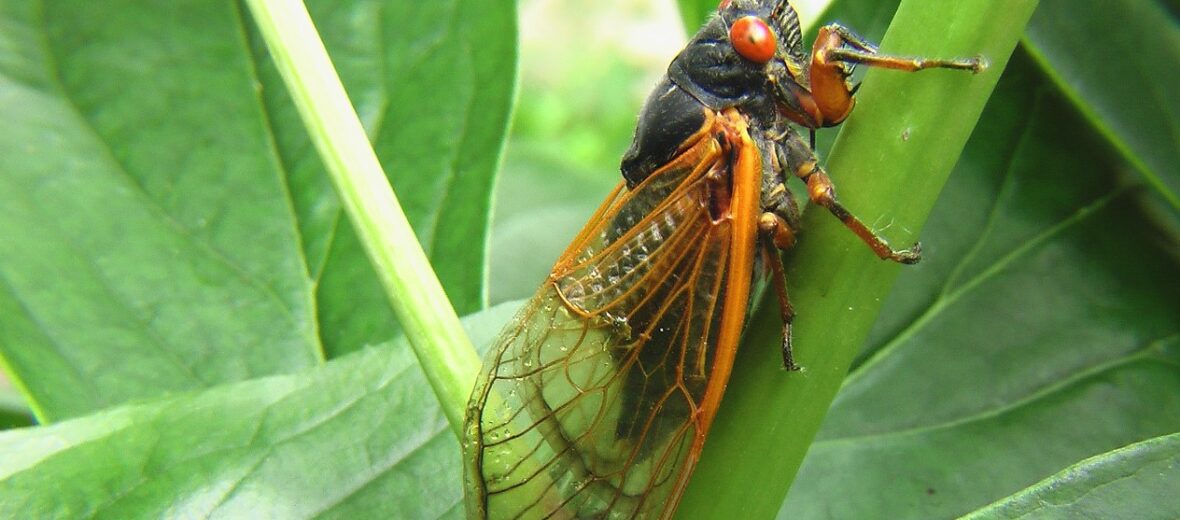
[729,16,776,64]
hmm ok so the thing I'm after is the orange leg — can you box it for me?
[774,128,922,264]
[825,48,986,73]
[803,167,921,264]
[821,24,986,70]
[809,24,986,127]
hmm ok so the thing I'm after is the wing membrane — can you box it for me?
[466,110,760,519]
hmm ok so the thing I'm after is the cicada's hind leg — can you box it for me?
[808,23,987,127]
[777,135,922,264]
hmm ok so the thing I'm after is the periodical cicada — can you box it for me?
[463,1,985,517]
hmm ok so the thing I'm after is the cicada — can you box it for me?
[463,1,984,517]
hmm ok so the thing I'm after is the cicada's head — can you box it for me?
[668,0,813,126]
[716,0,807,74]
[622,0,820,184]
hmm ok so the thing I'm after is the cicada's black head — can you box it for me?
[669,0,810,123]
[621,0,812,185]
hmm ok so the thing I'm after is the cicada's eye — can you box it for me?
[729,16,776,64]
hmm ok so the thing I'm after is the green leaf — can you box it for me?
[0,0,516,422]
[0,0,321,422]
[1024,0,1180,213]
[779,50,1180,519]
[0,303,517,519]
[963,433,1180,519]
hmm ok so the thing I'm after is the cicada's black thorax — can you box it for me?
[618,79,707,186]
[620,1,806,186]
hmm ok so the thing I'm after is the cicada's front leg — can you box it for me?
[809,23,987,127]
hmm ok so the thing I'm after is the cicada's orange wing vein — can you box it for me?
[465,109,761,519]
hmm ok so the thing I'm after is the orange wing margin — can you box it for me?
[464,108,763,519]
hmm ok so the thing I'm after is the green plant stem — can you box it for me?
[243,0,479,435]
[677,0,1039,517]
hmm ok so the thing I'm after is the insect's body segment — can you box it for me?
[465,1,984,518]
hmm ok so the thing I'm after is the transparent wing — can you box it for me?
[465,112,760,519]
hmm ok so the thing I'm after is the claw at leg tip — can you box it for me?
[972,55,989,74]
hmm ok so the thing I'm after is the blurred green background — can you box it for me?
[489,0,684,303]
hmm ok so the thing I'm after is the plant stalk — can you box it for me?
[243,0,479,435]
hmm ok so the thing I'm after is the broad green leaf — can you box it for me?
[0,0,517,423]
[0,303,517,519]
[247,0,517,357]
[0,0,320,422]
[964,433,1180,519]
[780,50,1180,519]
[1024,0,1180,212]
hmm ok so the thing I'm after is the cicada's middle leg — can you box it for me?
[777,135,923,264]
[756,129,924,371]
[756,24,985,371]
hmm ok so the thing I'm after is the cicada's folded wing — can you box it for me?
[465,110,761,519]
